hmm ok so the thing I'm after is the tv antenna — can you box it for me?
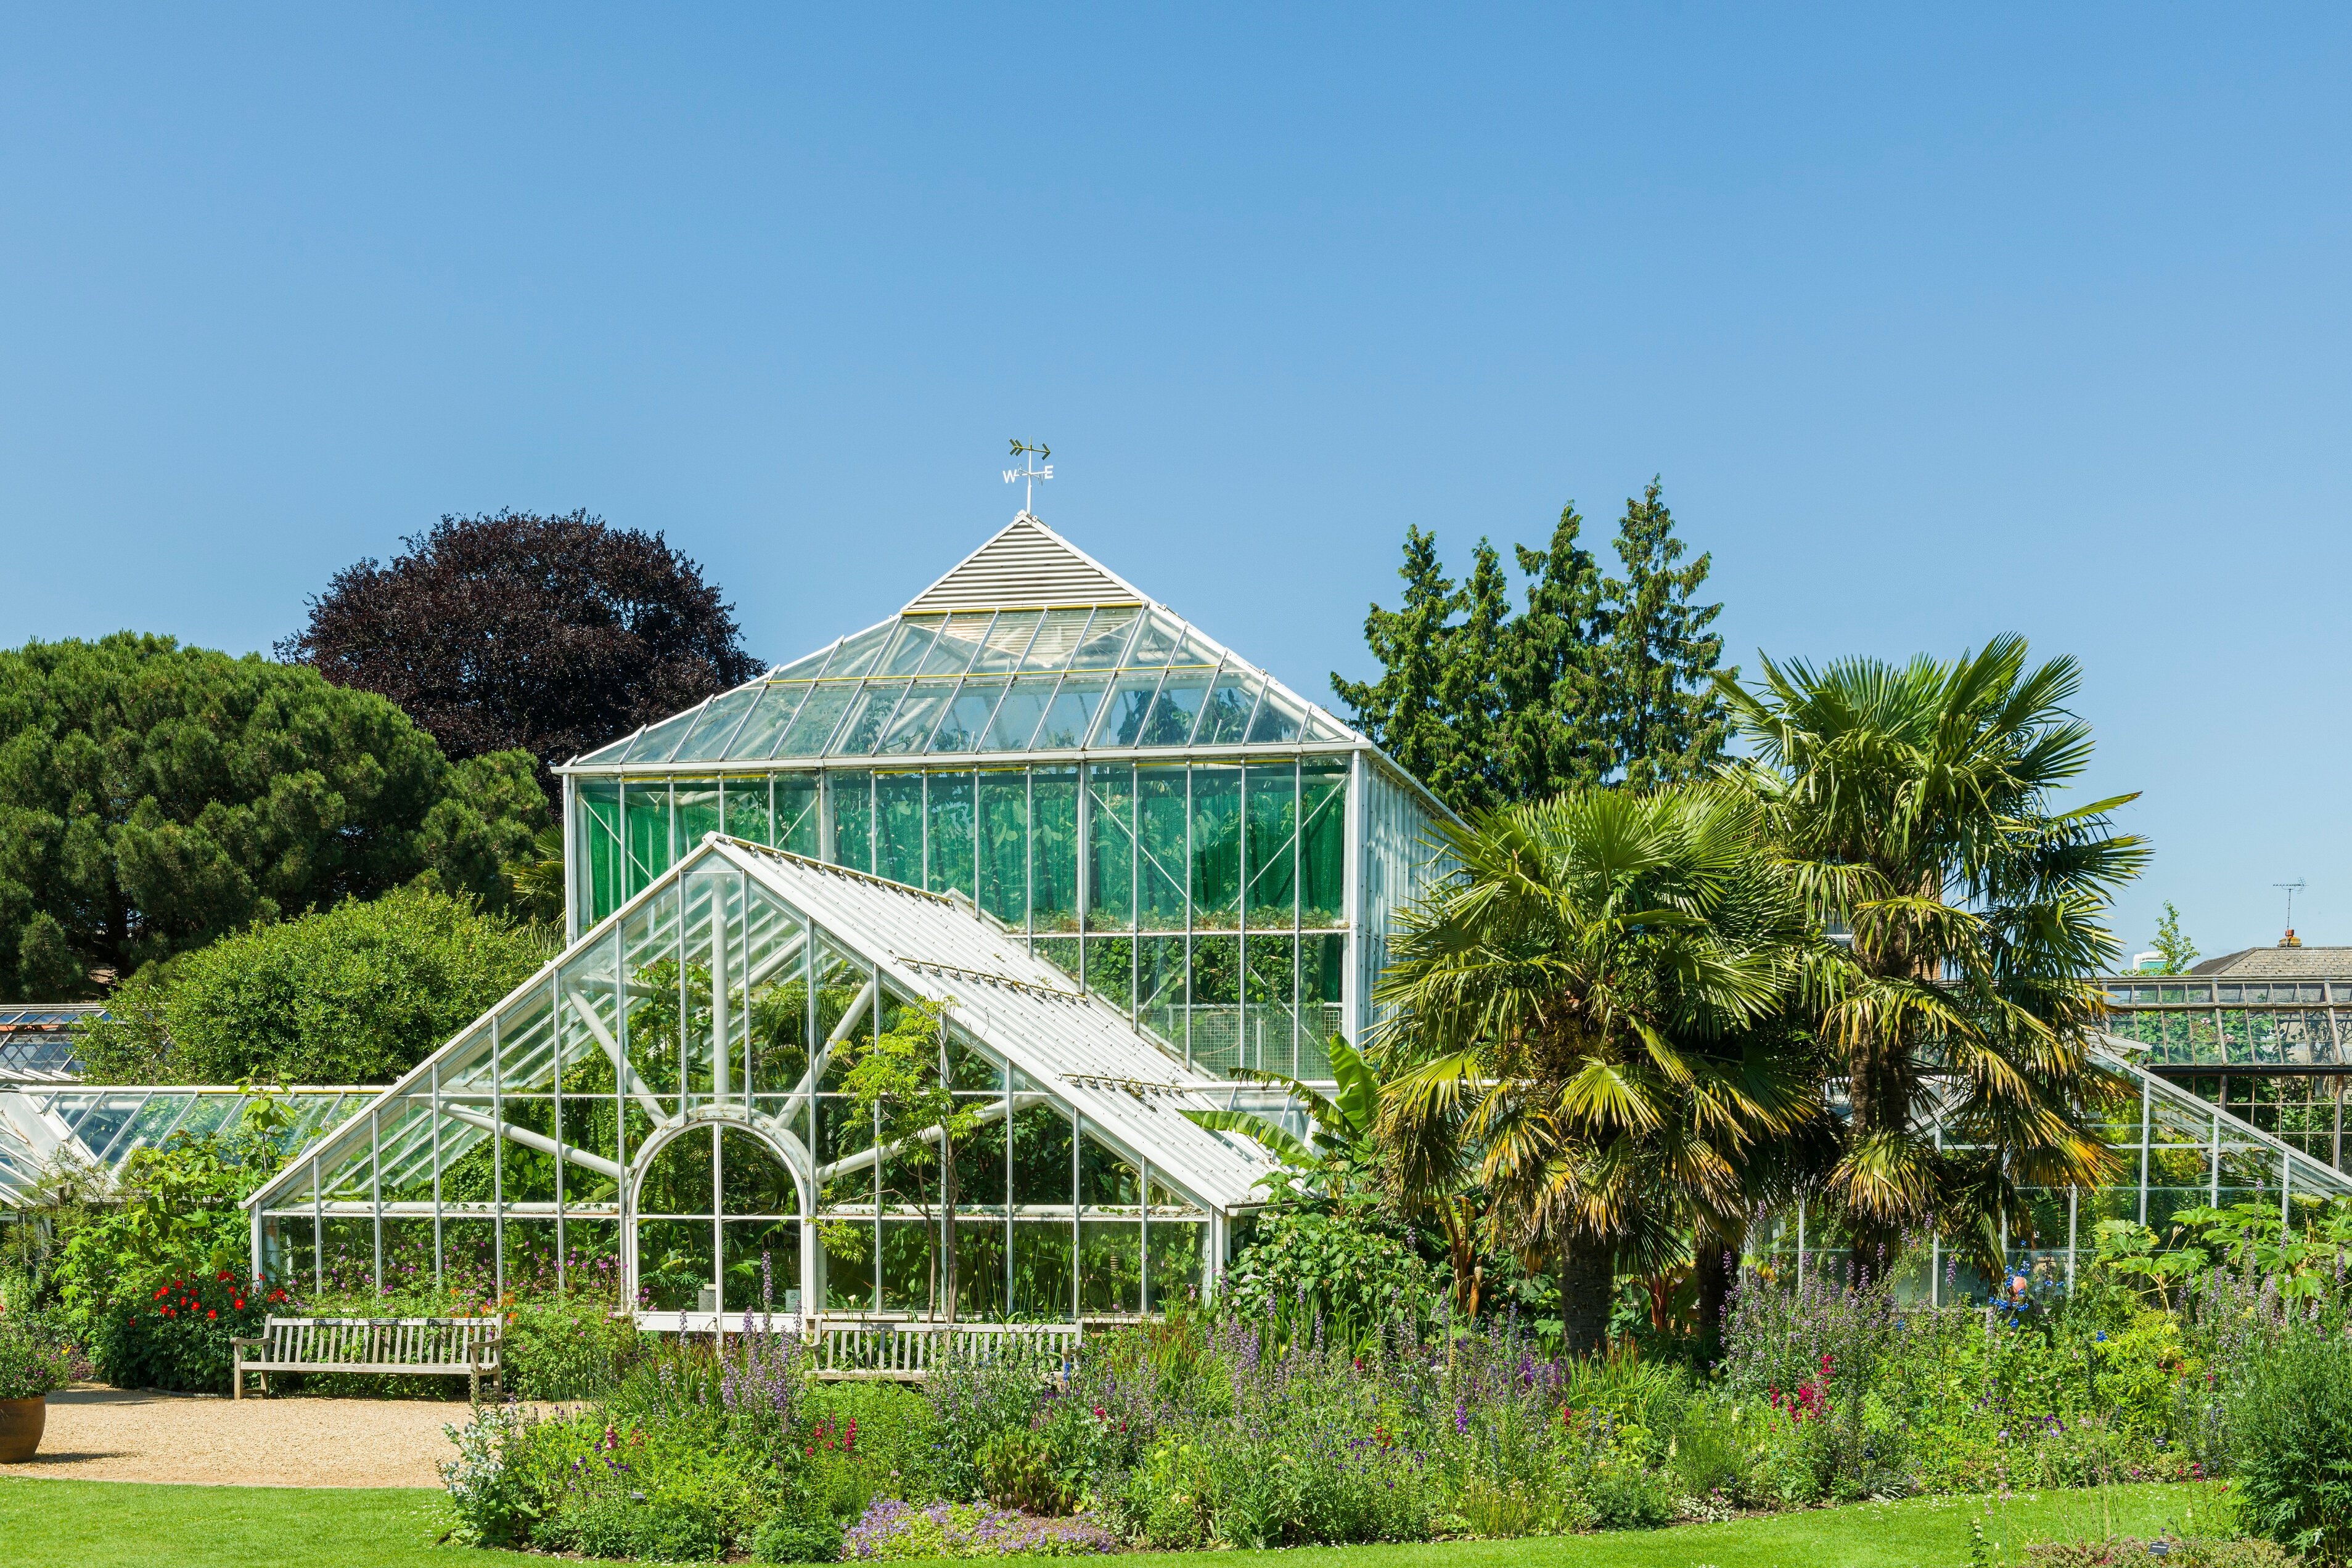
[2277,879,2307,947]
[1004,439,1052,516]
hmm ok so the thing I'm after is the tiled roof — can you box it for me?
[2187,947,2352,978]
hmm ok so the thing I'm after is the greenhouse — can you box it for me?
[237,835,1284,1326]
[0,1083,377,1209]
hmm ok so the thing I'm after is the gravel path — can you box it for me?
[0,1384,554,1488]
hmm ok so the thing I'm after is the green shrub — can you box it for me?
[797,1381,941,1519]
[2026,1537,2301,1567]
[0,1317,72,1399]
[2229,1320,2352,1566]
[753,1514,845,1563]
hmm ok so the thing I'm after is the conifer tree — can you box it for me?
[1600,480,1729,790]
[1330,527,1462,801]
[1498,503,1613,802]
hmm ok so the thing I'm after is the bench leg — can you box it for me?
[469,1368,479,1405]
[234,1360,242,1401]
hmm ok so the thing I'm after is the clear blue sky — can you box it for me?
[3,7,2345,964]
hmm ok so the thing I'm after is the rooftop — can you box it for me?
[2188,947,2352,978]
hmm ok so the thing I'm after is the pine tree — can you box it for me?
[1600,480,1729,789]
[1435,541,1514,815]
[1498,502,1613,802]
[1330,526,1462,800]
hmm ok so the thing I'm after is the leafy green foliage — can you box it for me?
[2154,900,2202,975]
[1330,483,1728,814]
[2229,1318,2352,1565]
[76,884,547,1084]
[0,632,546,998]
[1719,635,2147,1267]
[0,1315,72,1399]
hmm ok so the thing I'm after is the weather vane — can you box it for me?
[1004,439,1052,516]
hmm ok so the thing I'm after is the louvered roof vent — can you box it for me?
[903,514,1142,613]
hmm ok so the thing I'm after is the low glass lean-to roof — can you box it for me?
[568,517,1359,770]
[0,1084,377,1207]
[0,1002,102,1078]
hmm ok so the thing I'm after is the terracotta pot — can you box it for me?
[0,1397,46,1463]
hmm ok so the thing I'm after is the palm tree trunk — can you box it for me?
[1558,1240,1614,1356]
[1694,1216,1742,1360]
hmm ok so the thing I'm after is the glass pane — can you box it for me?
[1138,767,1187,931]
[623,703,707,763]
[1126,613,1182,668]
[1300,933,1346,1076]
[1011,1222,1073,1320]
[829,680,909,756]
[1138,936,1187,1053]
[830,772,872,873]
[641,1125,716,1215]
[1010,1100,1072,1208]
[1023,608,1096,671]
[880,1220,935,1314]
[776,774,821,857]
[875,679,957,755]
[636,1220,713,1312]
[879,617,944,677]
[821,622,895,680]
[1086,765,1134,931]
[1195,667,1261,745]
[769,645,831,681]
[1068,607,1141,669]
[1190,767,1241,929]
[674,781,721,857]
[1085,936,1133,1011]
[970,610,1043,673]
[1247,686,1306,745]
[1245,933,1298,1077]
[1245,764,1298,925]
[670,685,765,763]
[1146,1221,1206,1313]
[929,678,1009,753]
[1303,711,1352,741]
[1300,762,1347,925]
[928,772,976,899]
[1034,674,1108,749]
[1190,936,1239,1073]
[577,775,624,925]
[1031,769,1079,934]
[1137,667,1212,747]
[625,780,672,892]
[1080,1222,1141,1315]
[1035,935,1080,984]
[875,773,927,886]
[720,1127,801,1217]
[979,772,1028,925]
[1080,1133,1140,1208]
[1091,671,1163,748]
[723,777,771,846]
[776,683,858,758]
[923,612,996,676]
[983,676,1058,751]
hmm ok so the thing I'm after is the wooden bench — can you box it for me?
[231,1315,504,1402]
[803,1319,1081,1382]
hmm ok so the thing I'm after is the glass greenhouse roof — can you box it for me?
[565,518,1359,771]
[0,1085,377,1207]
[0,1002,101,1079]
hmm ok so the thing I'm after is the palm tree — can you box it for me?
[1715,634,2147,1274]
[1373,783,1818,1353]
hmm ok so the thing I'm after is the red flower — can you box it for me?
[233,1299,245,1310]
[207,1310,217,1320]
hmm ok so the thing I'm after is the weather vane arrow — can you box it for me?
[1004,439,1053,515]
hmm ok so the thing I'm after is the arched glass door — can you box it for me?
[635,1122,804,1312]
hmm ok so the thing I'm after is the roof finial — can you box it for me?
[1004,439,1053,519]
[2277,878,2306,947]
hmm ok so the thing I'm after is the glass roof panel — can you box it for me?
[879,616,944,677]
[1137,666,1212,746]
[1246,687,1305,745]
[770,644,833,681]
[575,732,636,766]
[1126,613,1182,668]
[928,678,1009,753]
[775,684,859,759]
[1067,607,1141,669]
[170,1096,242,1141]
[1033,673,1108,750]
[73,1093,145,1156]
[874,679,958,756]
[969,610,1043,674]
[621,702,709,763]
[821,623,895,681]
[667,685,765,763]
[1302,711,1352,742]
[1092,670,1165,748]
[983,675,1059,750]
[1195,667,1261,745]
[829,680,911,757]
[1022,608,1095,671]
[723,683,808,761]
[1165,634,1216,668]
[922,613,996,676]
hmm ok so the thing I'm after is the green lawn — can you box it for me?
[0,1477,2236,1568]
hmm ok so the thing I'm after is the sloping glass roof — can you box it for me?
[0,1003,101,1077]
[567,519,1360,770]
[0,1085,377,1207]
[242,836,1283,1222]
